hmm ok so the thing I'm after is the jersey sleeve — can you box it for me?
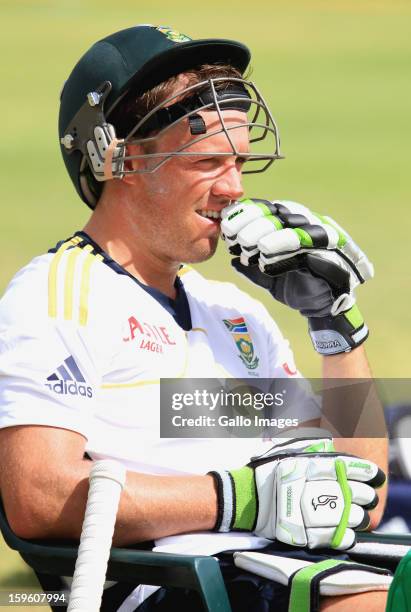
[0,258,101,440]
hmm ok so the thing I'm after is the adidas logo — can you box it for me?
[45,355,93,398]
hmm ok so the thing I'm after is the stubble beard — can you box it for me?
[159,232,220,265]
[182,234,220,264]
[142,212,220,267]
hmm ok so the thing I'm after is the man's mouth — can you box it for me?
[195,209,222,219]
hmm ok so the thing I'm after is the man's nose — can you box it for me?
[211,163,244,201]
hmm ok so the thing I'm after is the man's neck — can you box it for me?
[83,207,179,300]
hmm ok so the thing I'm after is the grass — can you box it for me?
[1,0,410,598]
[0,538,49,611]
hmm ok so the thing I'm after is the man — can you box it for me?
[0,25,388,611]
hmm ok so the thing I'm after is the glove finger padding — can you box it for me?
[305,527,356,550]
[221,198,282,256]
[223,198,374,354]
[350,481,379,508]
[222,198,373,272]
[270,454,383,549]
[253,439,384,546]
[221,198,371,305]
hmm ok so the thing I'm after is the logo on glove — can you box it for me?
[312,494,338,511]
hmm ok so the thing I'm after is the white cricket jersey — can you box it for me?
[0,232,318,474]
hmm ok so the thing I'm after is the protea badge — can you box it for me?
[223,317,259,370]
[156,26,192,43]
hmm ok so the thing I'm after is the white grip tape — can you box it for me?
[67,460,126,612]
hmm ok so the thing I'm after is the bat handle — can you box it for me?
[67,460,126,612]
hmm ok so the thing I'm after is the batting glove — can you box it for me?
[220,198,374,355]
[209,437,385,550]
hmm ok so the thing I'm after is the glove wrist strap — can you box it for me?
[308,305,368,355]
[208,470,234,532]
[208,467,257,532]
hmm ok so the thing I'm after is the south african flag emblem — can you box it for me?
[223,317,259,370]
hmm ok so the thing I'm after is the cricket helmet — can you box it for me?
[59,24,283,208]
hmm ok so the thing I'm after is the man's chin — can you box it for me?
[183,236,220,264]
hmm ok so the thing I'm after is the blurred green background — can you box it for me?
[1,0,410,605]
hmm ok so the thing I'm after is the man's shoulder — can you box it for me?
[0,235,117,330]
[0,252,51,322]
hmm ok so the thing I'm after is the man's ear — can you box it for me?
[121,143,144,183]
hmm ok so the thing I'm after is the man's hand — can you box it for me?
[220,198,374,355]
[209,437,385,550]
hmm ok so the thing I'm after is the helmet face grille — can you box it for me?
[123,78,283,175]
[61,77,284,205]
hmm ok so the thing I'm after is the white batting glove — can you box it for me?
[209,438,385,550]
[220,198,374,355]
